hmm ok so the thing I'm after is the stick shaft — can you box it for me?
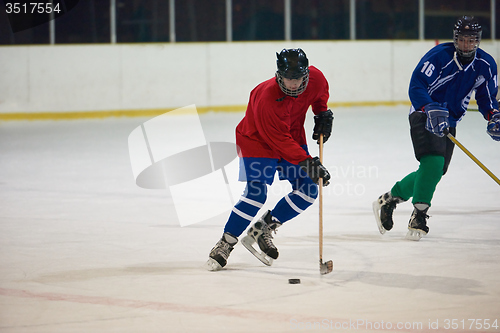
[319,134,324,260]
[447,133,500,186]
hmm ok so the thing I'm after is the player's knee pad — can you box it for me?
[287,189,316,212]
[412,155,445,205]
[234,181,267,217]
[295,176,318,200]
[224,182,267,236]
[270,177,317,224]
[289,178,318,210]
[244,181,267,204]
[419,155,445,177]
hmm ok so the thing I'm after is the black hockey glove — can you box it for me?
[299,157,330,186]
[487,110,500,141]
[312,110,334,144]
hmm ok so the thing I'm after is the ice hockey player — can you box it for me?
[373,16,499,241]
[206,48,333,270]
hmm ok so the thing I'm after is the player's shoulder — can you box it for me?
[476,48,497,67]
[423,42,454,60]
[309,66,325,78]
[251,77,282,101]
[252,77,276,93]
[308,65,328,87]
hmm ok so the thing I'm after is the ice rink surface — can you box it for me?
[0,105,499,332]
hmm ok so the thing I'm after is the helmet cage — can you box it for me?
[275,71,309,97]
[453,16,482,60]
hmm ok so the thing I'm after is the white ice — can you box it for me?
[0,105,499,333]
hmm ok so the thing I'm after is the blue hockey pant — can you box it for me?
[224,158,318,237]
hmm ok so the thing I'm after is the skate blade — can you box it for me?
[205,258,223,271]
[320,260,334,275]
[405,228,427,241]
[372,200,387,235]
[241,235,273,266]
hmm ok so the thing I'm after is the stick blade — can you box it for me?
[320,259,333,275]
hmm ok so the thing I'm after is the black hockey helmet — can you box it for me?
[453,16,482,60]
[276,48,309,79]
[275,48,310,96]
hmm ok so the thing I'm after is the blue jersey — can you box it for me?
[409,42,498,127]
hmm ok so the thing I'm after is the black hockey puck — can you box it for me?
[288,278,301,284]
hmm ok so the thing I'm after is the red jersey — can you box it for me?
[236,66,329,165]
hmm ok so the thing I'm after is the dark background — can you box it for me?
[0,0,497,44]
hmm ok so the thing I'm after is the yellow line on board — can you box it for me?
[0,100,480,121]
[0,105,248,121]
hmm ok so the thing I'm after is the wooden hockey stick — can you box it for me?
[319,134,333,275]
[446,131,500,186]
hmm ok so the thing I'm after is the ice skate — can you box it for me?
[241,210,281,266]
[373,192,405,234]
[405,203,430,241]
[206,232,238,271]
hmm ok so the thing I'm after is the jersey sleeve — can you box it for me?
[475,56,499,120]
[408,50,442,109]
[309,67,330,115]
